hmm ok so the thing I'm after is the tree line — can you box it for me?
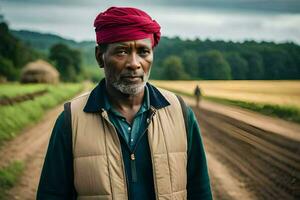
[151,37,300,80]
[2,17,300,82]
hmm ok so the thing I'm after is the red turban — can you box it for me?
[94,7,161,47]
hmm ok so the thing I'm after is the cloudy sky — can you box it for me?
[1,0,300,44]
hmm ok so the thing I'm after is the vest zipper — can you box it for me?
[130,107,156,183]
[101,108,157,192]
[130,153,137,182]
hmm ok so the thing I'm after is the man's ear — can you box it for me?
[95,46,104,68]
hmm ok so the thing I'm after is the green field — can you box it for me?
[0,84,48,99]
[152,80,300,124]
[0,83,84,144]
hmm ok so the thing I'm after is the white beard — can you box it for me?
[112,72,150,95]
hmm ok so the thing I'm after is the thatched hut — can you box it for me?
[21,60,59,84]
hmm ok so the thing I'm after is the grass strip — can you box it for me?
[159,87,300,124]
[204,96,300,123]
[0,161,24,200]
[0,84,83,144]
[0,84,47,99]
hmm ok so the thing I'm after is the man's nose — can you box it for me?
[126,53,141,70]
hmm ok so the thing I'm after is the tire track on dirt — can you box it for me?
[193,104,300,200]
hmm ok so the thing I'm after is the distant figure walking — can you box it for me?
[194,85,202,108]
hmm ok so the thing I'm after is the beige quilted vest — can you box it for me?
[70,88,187,200]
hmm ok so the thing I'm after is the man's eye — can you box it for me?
[116,50,127,55]
[139,49,150,56]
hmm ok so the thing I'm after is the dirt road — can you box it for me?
[188,98,300,200]
[1,96,300,199]
[0,105,64,200]
[195,106,300,200]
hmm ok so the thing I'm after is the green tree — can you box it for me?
[82,67,105,83]
[0,21,38,80]
[261,48,297,79]
[49,43,82,82]
[198,50,231,80]
[0,56,16,80]
[182,50,199,78]
[241,51,264,80]
[162,55,190,80]
[225,52,249,80]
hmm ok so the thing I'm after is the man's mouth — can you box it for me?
[121,76,143,82]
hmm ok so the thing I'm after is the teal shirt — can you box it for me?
[103,86,150,150]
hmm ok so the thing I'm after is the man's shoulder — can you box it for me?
[147,83,175,98]
[66,92,91,111]
[69,92,91,107]
[155,87,176,97]
[69,92,91,103]
[151,85,195,123]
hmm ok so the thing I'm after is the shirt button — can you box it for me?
[131,138,134,142]
[128,127,131,131]
[146,118,150,123]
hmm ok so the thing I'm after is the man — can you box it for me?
[194,85,202,108]
[37,7,212,200]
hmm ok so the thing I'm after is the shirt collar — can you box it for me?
[83,79,170,113]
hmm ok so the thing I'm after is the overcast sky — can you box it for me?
[1,0,300,44]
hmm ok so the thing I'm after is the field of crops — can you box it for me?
[0,83,84,143]
[151,80,300,123]
[152,80,300,108]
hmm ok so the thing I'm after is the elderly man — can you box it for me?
[37,7,212,200]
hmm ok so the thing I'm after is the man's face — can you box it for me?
[97,38,153,95]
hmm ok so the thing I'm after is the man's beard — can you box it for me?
[110,71,150,95]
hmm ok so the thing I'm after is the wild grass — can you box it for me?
[205,96,300,123]
[0,161,24,200]
[0,83,83,144]
[152,80,300,124]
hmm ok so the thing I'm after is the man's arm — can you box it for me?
[36,111,76,200]
[186,107,213,200]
